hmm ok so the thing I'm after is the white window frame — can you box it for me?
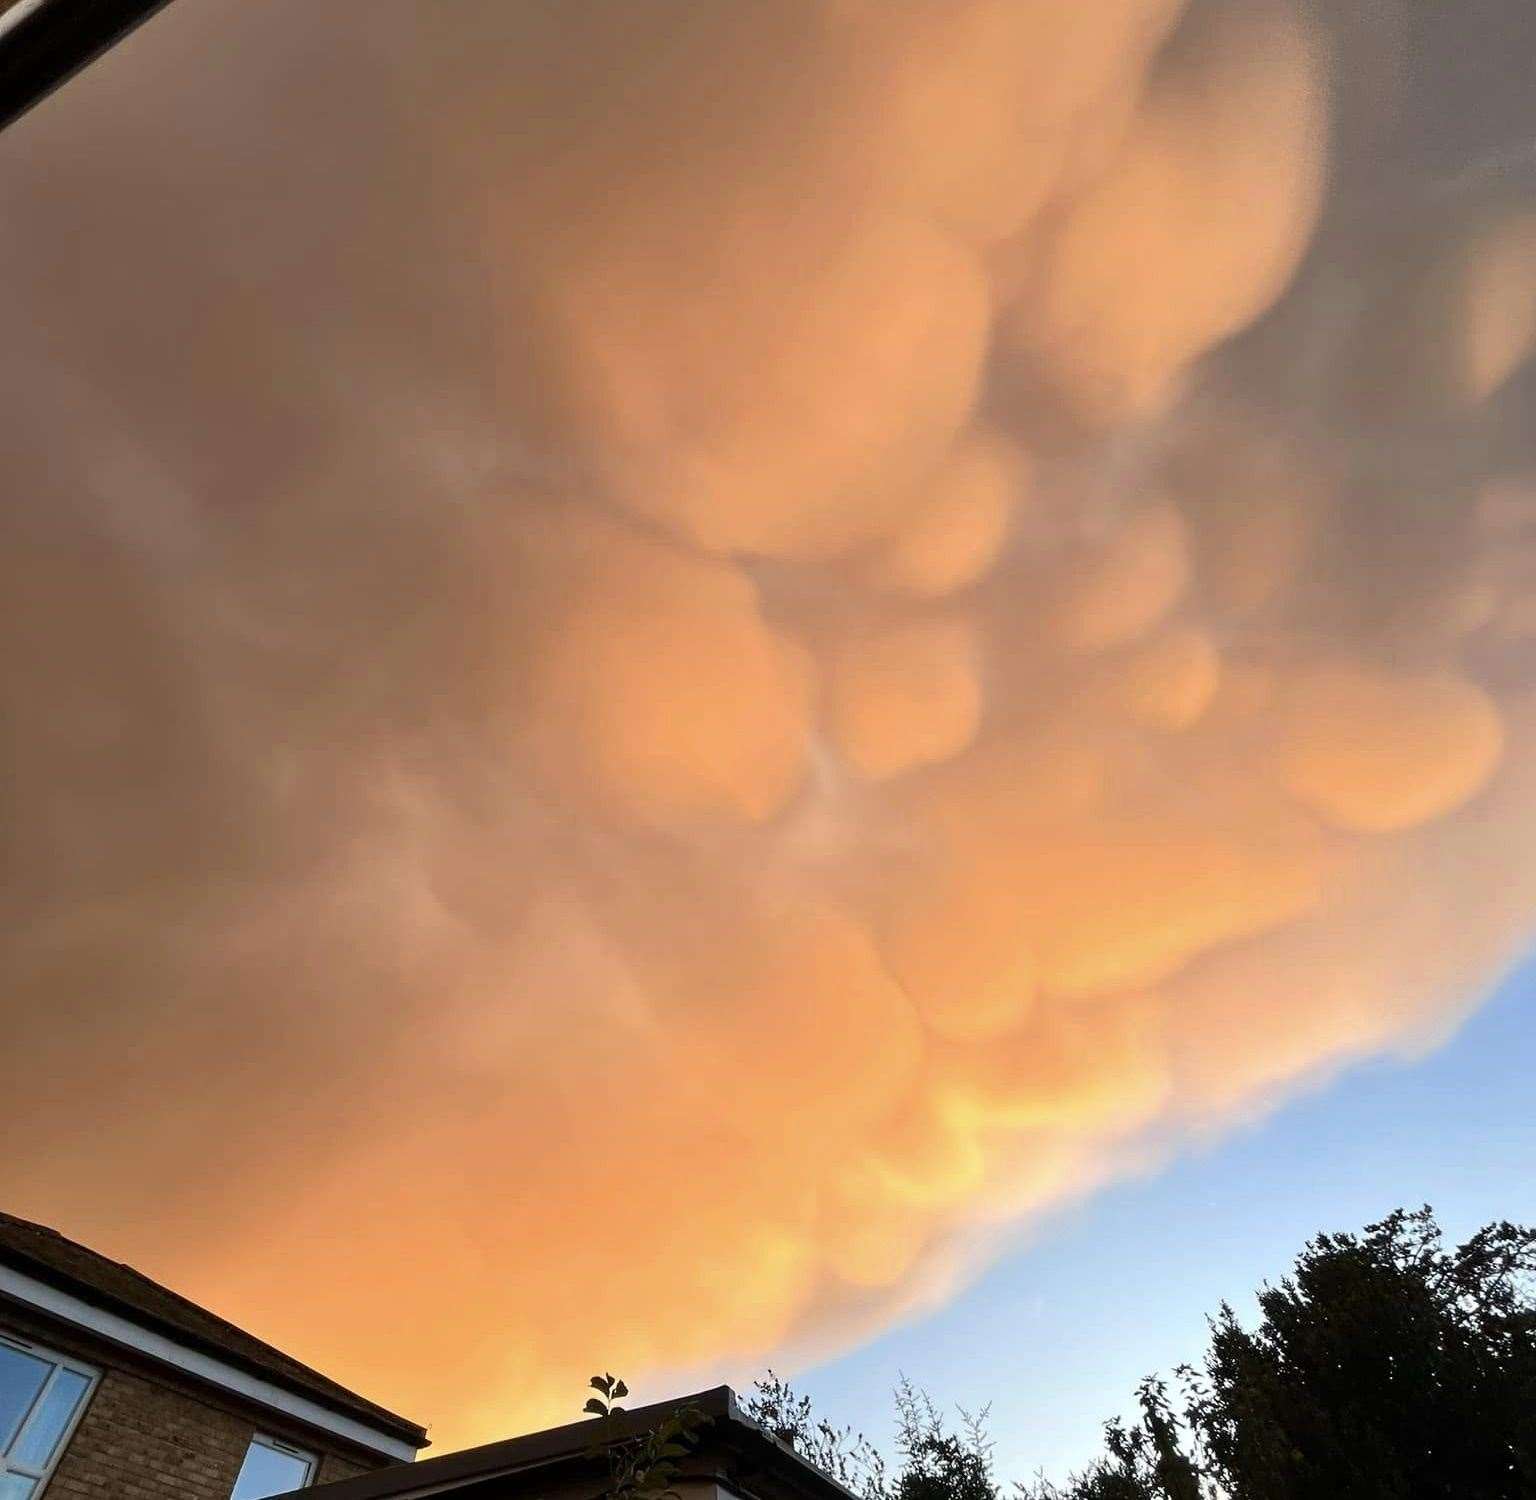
[0,1330,100,1495]
[232,1433,317,1497]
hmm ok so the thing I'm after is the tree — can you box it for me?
[1020,1379,1203,1500]
[889,1377,998,1500]
[1023,1207,1536,1500]
[598,1209,1535,1500]
[743,1369,889,1498]
[742,1372,997,1500]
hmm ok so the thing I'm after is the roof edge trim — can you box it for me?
[0,1263,421,1463]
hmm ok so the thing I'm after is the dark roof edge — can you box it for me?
[300,1387,863,1500]
[0,1237,429,1449]
[0,0,177,132]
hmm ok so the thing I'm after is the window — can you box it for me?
[230,1435,316,1499]
[0,1333,98,1498]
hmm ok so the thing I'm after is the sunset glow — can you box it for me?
[4,0,1535,1458]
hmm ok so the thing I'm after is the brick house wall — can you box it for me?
[1,1300,393,1499]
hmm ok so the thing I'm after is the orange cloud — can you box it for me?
[2,0,1534,1459]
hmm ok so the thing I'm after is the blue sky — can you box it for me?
[795,952,1536,1484]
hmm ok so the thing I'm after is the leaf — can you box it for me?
[592,1375,613,1395]
[584,1398,608,1417]
[614,1379,630,1399]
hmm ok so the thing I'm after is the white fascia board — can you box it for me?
[0,1263,419,1463]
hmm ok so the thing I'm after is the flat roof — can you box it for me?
[299,1386,864,1500]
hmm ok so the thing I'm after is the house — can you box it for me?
[0,1210,428,1498]
[0,1211,853,1500]
[292,1386,859,1500]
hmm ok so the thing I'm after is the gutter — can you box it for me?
[0,0,176,131]
[0,1264,424,1463]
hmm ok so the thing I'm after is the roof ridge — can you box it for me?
[0,1207,427,1446]
[0,1210,63,1238]
[3,1211,321,1372]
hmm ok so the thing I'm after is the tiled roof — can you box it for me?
[0,1209,427,1449]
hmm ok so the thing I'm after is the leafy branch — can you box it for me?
[586,1373,706,1500]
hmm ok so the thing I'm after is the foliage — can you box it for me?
[743,1371,997,1500]
[587,1373,707,1500]
[744,1370,890,1499]
[1018,1380,1202,1500]
[890,1377,998,1500]
[595,1209,1536,1500]
[585,1371,631,1420]
[1020,1206,1536,1500]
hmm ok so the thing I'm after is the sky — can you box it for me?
[2,0,1536,1474]
[796,950,1536,1483]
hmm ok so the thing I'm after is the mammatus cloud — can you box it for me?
[4,0,1536,1449]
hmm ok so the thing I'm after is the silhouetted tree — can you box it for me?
[743,1372,996,1500]
[745,1370,889,1498]
[608,1209,1535,1500]
[890,1378,997,1500]
[1020,1378,1203,1500]
[1022,1207,1536,1500]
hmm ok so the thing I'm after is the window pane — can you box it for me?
[11,1366,91,1470]
[0,1343,51,1452]
[0,1474,38,1500]
[230,1438,314,1499]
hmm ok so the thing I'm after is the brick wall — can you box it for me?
[1,1301,398,1499]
